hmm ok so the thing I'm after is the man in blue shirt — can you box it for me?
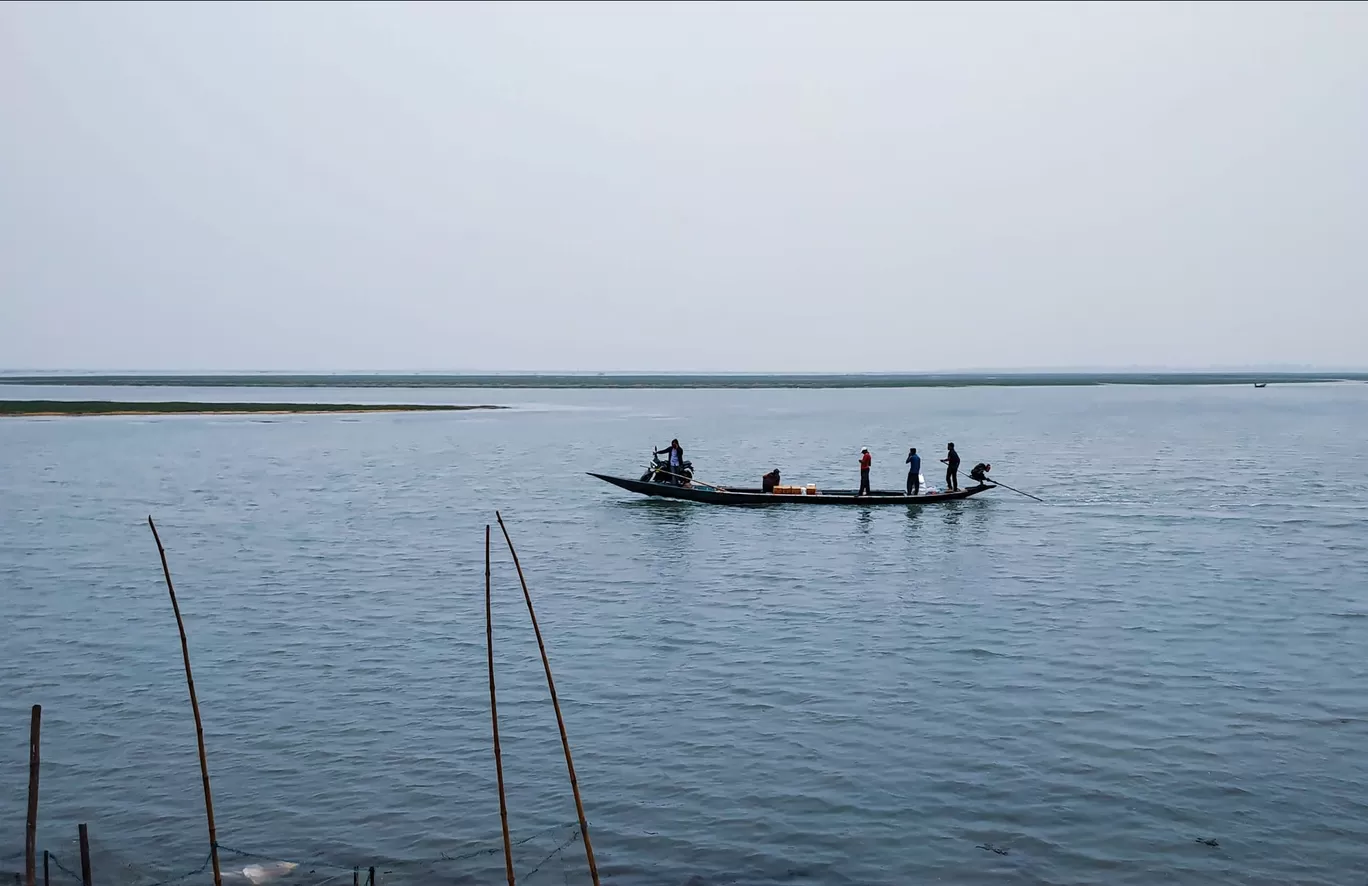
[905,447,921,495]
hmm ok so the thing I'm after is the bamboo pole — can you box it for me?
[25,705,40,886]
[42,851,48,886]
[147,518,223,886]
[76,825,91,886]
[486,525,516,886]
[495,512,601,886]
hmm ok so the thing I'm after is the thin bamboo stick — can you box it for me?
[25,705,40,886]
[147,517,223,886]
[76,825,91,886]
[495,512,601,886]
[486,525,516,886]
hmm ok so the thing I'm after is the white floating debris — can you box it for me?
[228,862,298,885]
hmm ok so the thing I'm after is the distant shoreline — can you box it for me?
[1,372,1365,389]
[0,401,504,417]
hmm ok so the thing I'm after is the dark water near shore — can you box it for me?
[2,383,1367,885]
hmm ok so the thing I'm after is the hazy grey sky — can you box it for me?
[2,1,1365,372]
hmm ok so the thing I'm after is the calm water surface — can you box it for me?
[2,384,1366,886]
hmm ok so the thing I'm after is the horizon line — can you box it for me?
[5,367,1368,376]
[4,368,1367,391]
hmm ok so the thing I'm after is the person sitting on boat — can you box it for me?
[858,448,872,496]
[969,462,992,487]
[905,447,921,495]
[654,439,685,485]
[762,468,781,493]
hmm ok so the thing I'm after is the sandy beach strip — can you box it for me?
[0,401,506,417]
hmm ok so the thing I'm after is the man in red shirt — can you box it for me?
[858,448,872,496]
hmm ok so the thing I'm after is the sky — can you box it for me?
[1,1,1365,373]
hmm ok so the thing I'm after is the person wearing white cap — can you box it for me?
[858,447,872,496]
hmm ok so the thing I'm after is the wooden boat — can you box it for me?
[1254,383,1267,388]
[588,473,994,506]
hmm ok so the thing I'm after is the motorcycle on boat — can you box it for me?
[641,450,693,485]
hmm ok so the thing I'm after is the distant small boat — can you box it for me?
[1254,383,1267,388]
[589,472,994,506]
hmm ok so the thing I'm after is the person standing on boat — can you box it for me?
[905,447,921,495]
[655,439,685,484]
[941,442,961,491]
[858,447,872,496]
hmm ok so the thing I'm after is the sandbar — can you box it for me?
[0,401,505,417]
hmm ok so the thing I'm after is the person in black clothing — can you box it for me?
[654,439,685,484]
[762,469,781,493]
[969,462,991,487]
[941,442,961,491]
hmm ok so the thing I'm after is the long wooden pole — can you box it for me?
[486,525,516,886]
[25,705,40,886]
[147,517,223,886]
[648,465,726,491]
[495,513,600,886]
[980,476,1044,503]
[76,825,91,886]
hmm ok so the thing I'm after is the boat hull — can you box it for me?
[588,473,993,506]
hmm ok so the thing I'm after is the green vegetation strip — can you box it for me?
[0,401,503,416]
